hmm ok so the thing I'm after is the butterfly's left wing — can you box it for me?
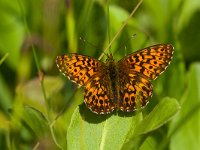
[84,74,116,114]
[117,44,174,111]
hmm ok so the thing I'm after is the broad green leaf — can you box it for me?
[67,105,143,150]
[169,63,200,150]
[139,135,157,150]
[67,98,179,150]
[122,97,180,150]
[23,106,61,149]
[134,97,180,135]
[22,106,50,138]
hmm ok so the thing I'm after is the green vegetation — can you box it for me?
[0,0,200,149]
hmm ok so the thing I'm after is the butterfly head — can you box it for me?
[106,53,114,62]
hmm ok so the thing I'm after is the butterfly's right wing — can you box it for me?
[56,53,116,114]
[56,53,104,86]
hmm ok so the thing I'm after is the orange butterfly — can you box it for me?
[56,44,174,114]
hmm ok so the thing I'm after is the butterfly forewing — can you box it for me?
[56,54,104,86]
[118,44,174,80]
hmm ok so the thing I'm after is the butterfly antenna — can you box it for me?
[115,33,136,56]
[98,0,143,60]
[79,37,99,50]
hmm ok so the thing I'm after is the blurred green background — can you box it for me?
[0,0,200,149]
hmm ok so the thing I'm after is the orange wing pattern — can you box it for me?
[118,71,153,111]
[56,54,104,86]
[118,44,174,80]
[56,44,174,114]
[56,53,116,114]
[117,44,174,111]
[84,75,116,114]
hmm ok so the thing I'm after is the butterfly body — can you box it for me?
[56,44,174,114]
[106,57,120,104]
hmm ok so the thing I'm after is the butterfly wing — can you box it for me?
[56,53,105,86]
[84,74,116,114]
[117,44,174,111]
[56,53,115,114]
[118,44,174,80]
[118,71,153,111]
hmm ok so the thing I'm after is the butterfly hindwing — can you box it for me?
[118,70,153,111]
[84,75,116,114]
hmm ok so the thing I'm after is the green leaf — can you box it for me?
[23,106,50,138]
[67,97,180,150]
[139,135,158,150]
[0,0,25,70]
[134,97,180,135]
[169,63,200,150]
[177,0,200,62]
[16,76,65,115]
[122,97,180,150]
[22,106,62,149]
[67,105,143,150]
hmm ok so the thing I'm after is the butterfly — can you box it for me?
[56,44,174,114]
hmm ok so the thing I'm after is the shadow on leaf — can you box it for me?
[79,103,112,123]
[79,103,140,123]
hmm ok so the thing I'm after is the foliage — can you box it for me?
[0,0,200,149]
